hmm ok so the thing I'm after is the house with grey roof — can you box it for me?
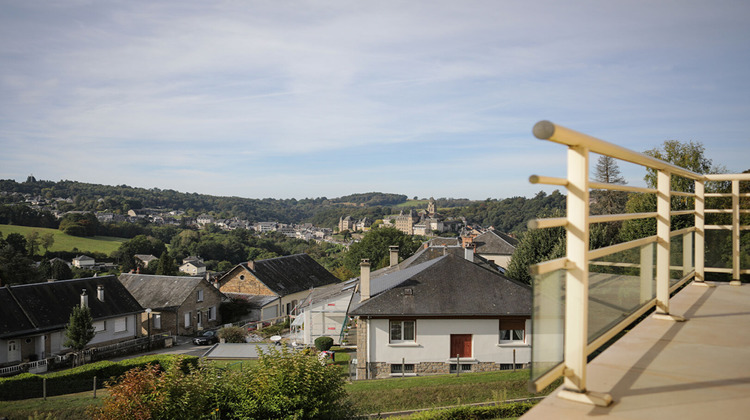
[118,273,225,337]
[217,254,341,322]
[468,230,519,269]
[349,253,531,380]
[0,276,143,366]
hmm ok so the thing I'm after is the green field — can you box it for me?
[0,224,127,255]
[395,200,429,208]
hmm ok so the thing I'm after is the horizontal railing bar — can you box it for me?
[670,226,696,237]
[705,267,732,273]
[670,210,695,216]
[533,121,705,181]
[590,261,639,268]
[529,175,568,186]
[589,212,658,224]
[705,225,732,230]
[705,173,750,181]
[705,193,730,197]
[669,271,696,293]
[530,362,566,393]
[586,298,656,356]
[671,191,695,197]
[589,236,656,260]
[530,257,570,276]
[589,182,655,194]
[705,209,733,214]
[528,217,567,229]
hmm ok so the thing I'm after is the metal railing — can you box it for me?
[528,121,750,406]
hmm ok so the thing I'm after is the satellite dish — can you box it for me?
[270,335,282,342]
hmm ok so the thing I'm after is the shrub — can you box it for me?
[223,346,354,419]
[314,336,334,351]
[218,326,248,343]
[406,402,536,419]
[90,360,221,420]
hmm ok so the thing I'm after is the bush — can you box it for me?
[222,346,354,419]
[406,402,536,419]
[218,326,248,343]
[91,347,353,419]
[314,336,334,351]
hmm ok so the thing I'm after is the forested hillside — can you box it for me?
[0,178,565,233]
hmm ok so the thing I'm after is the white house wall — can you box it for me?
[369,318,531,365]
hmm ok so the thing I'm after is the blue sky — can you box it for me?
[1,1,749,200]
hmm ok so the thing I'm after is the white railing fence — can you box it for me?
[528,121,749,406]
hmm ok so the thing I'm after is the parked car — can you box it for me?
[193,330,219,345]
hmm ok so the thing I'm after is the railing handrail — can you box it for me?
[533,120,705,181]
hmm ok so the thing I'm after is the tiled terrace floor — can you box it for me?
[522,281,750,420]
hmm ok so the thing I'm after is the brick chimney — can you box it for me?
[389,245,399,267]
[360,259,371,302]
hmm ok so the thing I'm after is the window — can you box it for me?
[185,312,191,328]
[208,306,216,321]
[197,289,204,302]
[450,364,472,373]
[390,363,415,374]
[114,317,128,333]
[390,320,416,342]
[153,314,161,329]
[94,321,106,332]
[499,318,526,343]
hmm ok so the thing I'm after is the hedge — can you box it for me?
[406,402,536,420]
[0,354,198,401]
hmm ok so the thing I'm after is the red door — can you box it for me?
[450,334,472,358]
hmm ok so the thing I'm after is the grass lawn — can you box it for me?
[346,369,544,414]
[0,224,127,255]
[395,200,429,208]
[0,389,105,420]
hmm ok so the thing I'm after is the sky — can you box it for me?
[1,1,749,201]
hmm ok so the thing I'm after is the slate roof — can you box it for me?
[472,230,518,255]
[0,276,143,339]
[349,254,531,317]
[118,273,219,311]
[370,244,499,278]
[232,254,340,296]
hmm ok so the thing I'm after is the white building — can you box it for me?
[349,254,531,379]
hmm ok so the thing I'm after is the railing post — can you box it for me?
[731,180,742,286]
[557,146,610,406]
[654,170,686,321]
[694,180,707,285]
[640,243,654,302]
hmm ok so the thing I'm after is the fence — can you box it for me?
[0,333,173,377]
[528,120,750,406]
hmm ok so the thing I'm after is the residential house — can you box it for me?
[0,276,143,365]
[217,254,341,321]
[466,230,518,269]
[119,273,225,337]
[394,210,420,235]
[254,222,277,233]
[134,254,158,268]
[349,253,531,379]
[180,257,206,276]
[196,214,214,226]
[72,255,95,269]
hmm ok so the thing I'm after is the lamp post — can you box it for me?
[145,308,152,351]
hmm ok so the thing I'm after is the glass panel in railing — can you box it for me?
[588,242,655,343]
[530,268,564,383]
[669,232,694,283]
[705,229,732,275]
[742,231,750,282]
